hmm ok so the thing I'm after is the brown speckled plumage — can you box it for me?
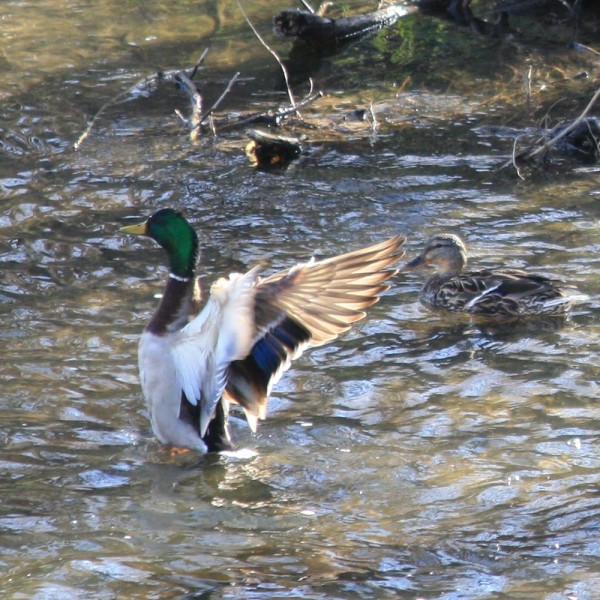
[403,233,585,317]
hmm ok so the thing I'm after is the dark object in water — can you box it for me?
[274,5,412,46]
[552,118,600,163]
[413,0,596,33]
[274,5,413,87]
[245,129,303,169]
[493,0,579,19]
[515,117,600,169]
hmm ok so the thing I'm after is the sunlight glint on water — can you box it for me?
[0,1,599,598]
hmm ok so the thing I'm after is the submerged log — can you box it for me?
[274,5,414,87]
[274,5,413,46]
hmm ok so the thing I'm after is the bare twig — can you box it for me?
[190,48,210,79]
[73,82,148,150]
[523,65,532,113]
[158,49,210,85]
[235,0,297,109]
[368,102,378,129]
[174,69,240,139]
[198,72,240,126]
[569,42,600,56]
[299,0,315,13]
[367,101,379,146]
[174,71,203,142]
[511,135,526,180]
[208,115,217,137]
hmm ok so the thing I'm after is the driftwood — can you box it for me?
[74,50,215,149]
[516,118,600,167]
[222,91,323,131]
[274,4,415,88]
[74,47,323,149]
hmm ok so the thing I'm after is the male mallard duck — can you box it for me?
[402,233,585,317]
[121,208,405,452]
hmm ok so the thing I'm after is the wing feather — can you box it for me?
[225,235,405,426]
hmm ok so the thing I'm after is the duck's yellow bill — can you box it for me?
[120,221,148,235]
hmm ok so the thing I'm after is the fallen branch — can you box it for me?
[273,5,413,44]
[74,36,322,149]
[74,72,160,150]
[173,71,203,142]
[74,49,211,150]
[198,72,240,128]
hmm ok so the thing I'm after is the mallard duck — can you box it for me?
[402,233,585,317]
[121,208,405,452]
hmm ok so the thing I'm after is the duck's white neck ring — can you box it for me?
[169,273,190,283]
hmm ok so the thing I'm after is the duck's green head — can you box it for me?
[120,208,199,278]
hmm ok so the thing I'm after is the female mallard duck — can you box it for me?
[402,233,585,317]
[121,208,405,452]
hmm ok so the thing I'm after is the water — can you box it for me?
[1,1,599,598]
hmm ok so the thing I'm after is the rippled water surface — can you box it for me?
[1,1,599,598]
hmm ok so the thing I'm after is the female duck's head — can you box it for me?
[403,233,468,275]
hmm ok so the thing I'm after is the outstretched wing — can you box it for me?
[224,236,406,429]
[171,268,259,437]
